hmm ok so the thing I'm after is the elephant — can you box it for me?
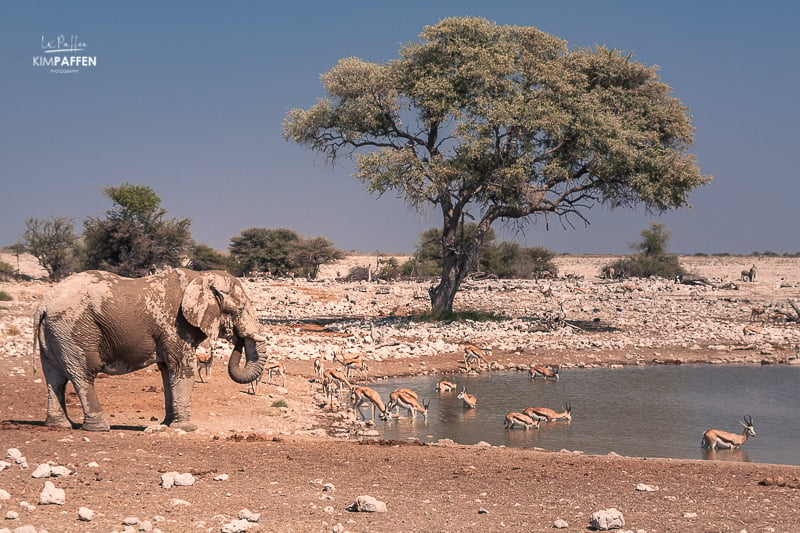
[33,268,268,431]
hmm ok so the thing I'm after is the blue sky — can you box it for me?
[2,1,798,255]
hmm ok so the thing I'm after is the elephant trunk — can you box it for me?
[228,336,267,384]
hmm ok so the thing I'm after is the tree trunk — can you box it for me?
[429,247,471,314]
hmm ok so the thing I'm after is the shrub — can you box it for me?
[603,223,686,280]
[0,291,12,302]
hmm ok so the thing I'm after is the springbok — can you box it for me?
[322,368,352,403]
[350,386,388,421]
[387,389,429,421]
[313,356,324,381]
[457,386,477,409]
[528,364,559,381]
[386,388,419,417]
[248,361,286,394]
[523,403,572,422]
[463,344,496,371]
[196,350,213,383]
[435,380,458,392]
[702,416,756,450]
[750,307,766,322]
[335,352,370,383]
[504,411,540,430]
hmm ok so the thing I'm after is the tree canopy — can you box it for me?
[284,16,709,313]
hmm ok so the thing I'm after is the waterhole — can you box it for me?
[357,365,800,465]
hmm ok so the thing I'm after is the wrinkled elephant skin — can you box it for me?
[33,268,267,431]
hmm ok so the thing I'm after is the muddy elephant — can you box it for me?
[33,268,268,431]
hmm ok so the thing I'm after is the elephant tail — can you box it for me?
[32,307,45,378]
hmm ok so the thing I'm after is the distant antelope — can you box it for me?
[524,403,572,422]
[457,386,477,409]
[463,344,496,371]
[351,386,388,421]
[528,364,559,381]
[702,416,756,450]
[196,350,213,383]
[743,325,762,335]
[770,312,788,323]
[313,356,324,381]
[504,411,540,430]
[435,380,458,392]
[750,307,766,322]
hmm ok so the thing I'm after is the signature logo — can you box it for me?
[33,34,97,74]
[41,34,87,54]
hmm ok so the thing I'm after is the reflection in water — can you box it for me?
[701,447,751,463]
[365,365,800,466]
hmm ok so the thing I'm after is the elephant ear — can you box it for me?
[181,274,232,340]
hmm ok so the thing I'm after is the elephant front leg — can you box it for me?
[70,375,110,431]
[158,362,197,432]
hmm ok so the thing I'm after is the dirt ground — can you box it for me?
[2,255,800,532]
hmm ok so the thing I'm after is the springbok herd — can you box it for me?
[301,343,756,451]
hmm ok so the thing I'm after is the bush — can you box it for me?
[271,399,288,408]
[603,223,686,280]
[0,291,12,302]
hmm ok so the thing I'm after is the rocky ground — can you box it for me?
[1,254,800,532]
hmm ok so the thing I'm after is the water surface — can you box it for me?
[360,365,800,466]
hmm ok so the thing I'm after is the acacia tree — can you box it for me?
[288,237,345,279]
[229,228,300,276]
[20,216,77,280]
[284,17,709,313]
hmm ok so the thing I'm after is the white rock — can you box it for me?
[169,498,190,507]
[122,516,139,525]
[636,483,658,492]
[18,502,34,511]
[0,461,10,471]
[348,495,387,513]
[5,449,23,463]
[237,509,261,522]
[31,464,51,478]
[589,508,625,530]
[160,472,177,489]
[553,519,569,529]
[86,461,100,468]
[0,489,9,500]
[221,519,255,533]
[4,510,18,520]
[172,472,195,486]
[9,525,37,533]
[50,465,72,477]
[213,473,229,481]
[38,481,65,505]
[77,507,95,521]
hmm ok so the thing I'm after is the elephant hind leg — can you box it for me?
[40,355,73,428]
